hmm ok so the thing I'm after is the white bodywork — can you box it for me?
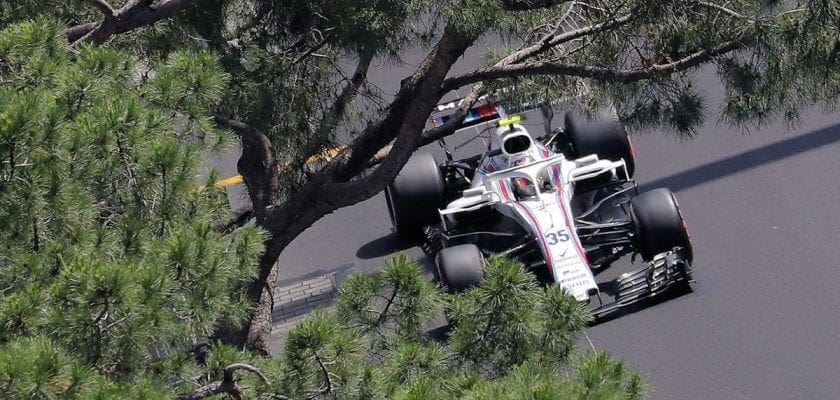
[440,124,629,301]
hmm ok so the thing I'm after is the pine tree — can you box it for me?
[1,0,837,390]
[0,23,646,393]
[9,0,827,351]
[262,254,645,400]
[0,19,265,397]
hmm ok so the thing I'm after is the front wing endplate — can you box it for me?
[590,249,692,319]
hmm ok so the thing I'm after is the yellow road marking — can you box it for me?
[213,145,347,188]
[214,174,244,187]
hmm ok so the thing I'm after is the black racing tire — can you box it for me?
[385,152,444,239]
[564,109,635,179]
[630,188,693,263]
[436,244,485,292]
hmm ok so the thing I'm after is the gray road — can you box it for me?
[273,62,840,398]
[585,110,840,399]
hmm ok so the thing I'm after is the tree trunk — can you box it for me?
[220,181,360,353]
[220,24,479,354]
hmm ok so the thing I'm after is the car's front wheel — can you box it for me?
[436,244,485,292]
[630,188,693,263]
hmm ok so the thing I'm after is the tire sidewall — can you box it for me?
[565,109,636,178]
[630,188,693,263]
[436,244,485,292]
[386,153,444,238]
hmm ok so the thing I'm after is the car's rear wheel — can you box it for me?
[385,152,444,239]
[565,109,635,179]
[436,244,485,292]
[630,188,693,263]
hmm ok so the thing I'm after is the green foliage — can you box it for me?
[3,0,836,397]
[0,1,92,27]
[441,0,506,38]
[3,0,838,176]
[277,254,644,399]
[718,1,840,127]
[599,79,708,136]
[336,253,445,342]
[448,255,545,372]
[1,54,644,391]
[0,19,263,396]
[475,0,840,134]
[0,13,647,400]
[0,336,177,399]
[456,354,646,399]
[255,0,432,53]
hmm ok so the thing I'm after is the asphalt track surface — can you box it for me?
[222,41,840,399]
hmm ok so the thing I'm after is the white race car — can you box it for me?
[385,110,693,318]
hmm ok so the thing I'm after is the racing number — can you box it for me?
[544,229,570,245]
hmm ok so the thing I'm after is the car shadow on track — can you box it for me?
[355,233,415,259]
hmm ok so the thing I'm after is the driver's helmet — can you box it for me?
[509,152,534,167]
[511,177,536,200]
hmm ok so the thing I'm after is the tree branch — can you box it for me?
[374,284,399,326]
[436,10,637,98]
[123,0,155,8]
[318,23,478,185]
[365,85,483,168]
[307,352,334,399]
[697,1,752,20]
[213,116,278,220]
[497,12,636,66]
[442,39,746,90]
[228,28,479,355]
[223,363,269,385]
[421,87,483,144]
[312,51,374,142]
[67,0,204,44]
[322,24,478,197]
[67,22,99,43]
[177,381,233,400]
[213,208,254,234]
[85,0,117,17]
[177,363,274,400]
[214,116,272,149]
[502,0,574,11]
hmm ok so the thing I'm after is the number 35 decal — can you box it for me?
[544,229,570,245]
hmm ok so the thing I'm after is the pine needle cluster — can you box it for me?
[0,19,264,398]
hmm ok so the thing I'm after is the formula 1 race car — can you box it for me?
[384,110,693,318]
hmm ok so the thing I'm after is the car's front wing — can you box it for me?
[590,249,692,319]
